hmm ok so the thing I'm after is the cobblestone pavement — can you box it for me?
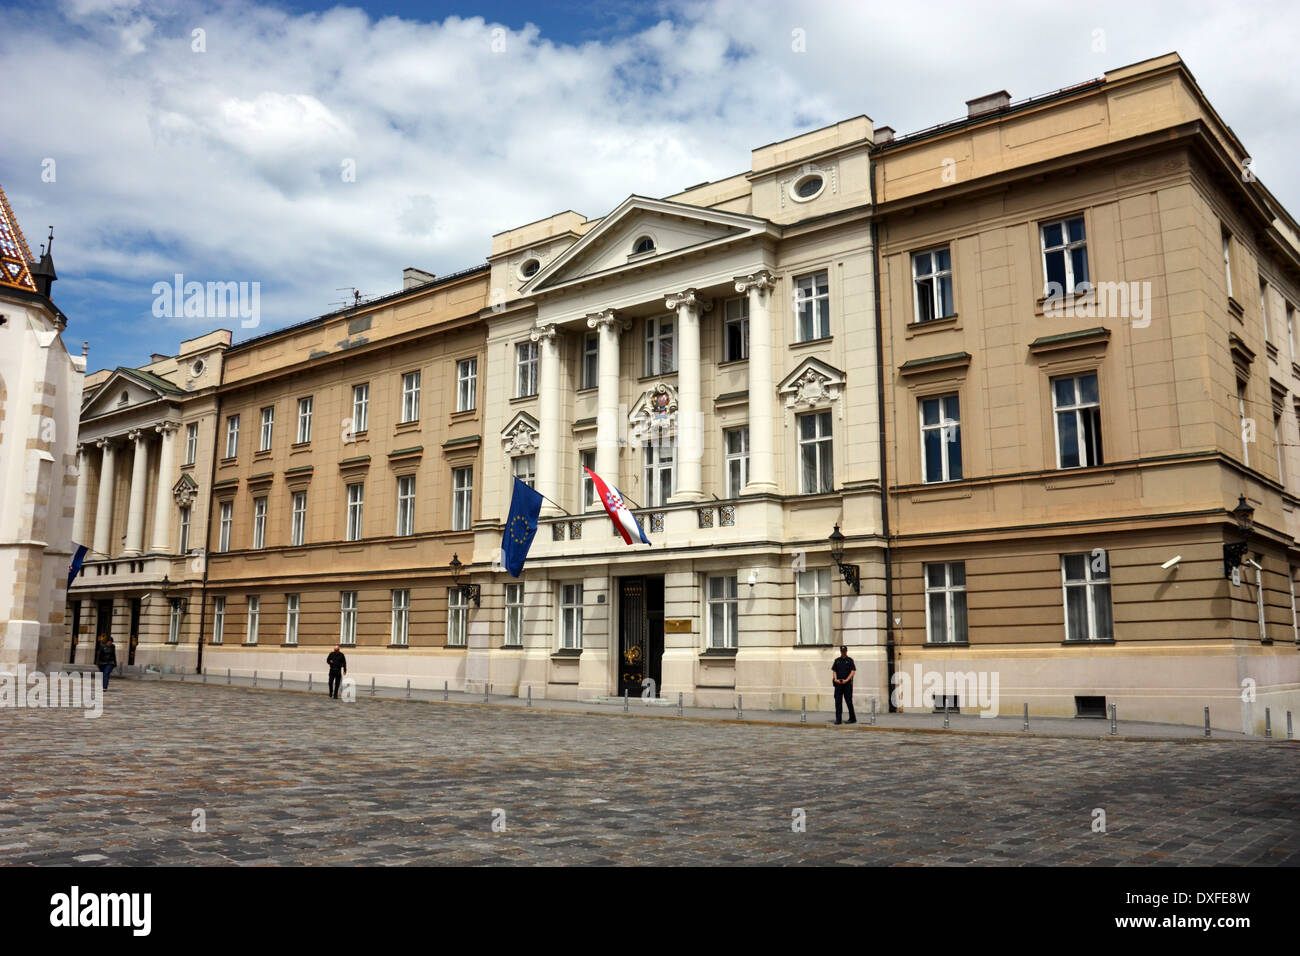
[2,681,1297,865]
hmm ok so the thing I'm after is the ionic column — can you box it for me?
[531,324,562,516]
[665,288,705,502]
[586,309,629,483]
[92,438,117,557]
[122,429,151,556]
[72,444,91,546]
[735,270,779,494]
[151,422,179,553]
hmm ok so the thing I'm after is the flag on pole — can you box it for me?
[500,477,543,577]
[584,467,650,546]
[67,543,89,589]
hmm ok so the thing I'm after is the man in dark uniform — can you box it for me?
[326,645,347,699]
[97,636,117,690]
[831,645,856,724]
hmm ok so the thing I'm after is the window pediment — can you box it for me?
[778,358,845,422]
[501,412,540,454]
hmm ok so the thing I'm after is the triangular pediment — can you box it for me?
[501,411,540,454]
[172,472,199,507]
[81,367,182,418]
[523,196,773,294]
[779,358,846,416]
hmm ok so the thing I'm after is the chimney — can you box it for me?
[873,126,895,145]
[966,90,1011,119]
[403,267,436,290]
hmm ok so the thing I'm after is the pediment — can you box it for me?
[81,367,181,418]
[778,358,846,418]
[523,196,773,294]
[501,411,540,454]
[628,382,679,444]
[172,472,199,507]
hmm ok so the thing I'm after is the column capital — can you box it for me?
[95,437,116,451]
[665,288,711,313]
[155,421,180,437]
[734,270,778,295]
[585,309,630,333]
[127,428,147,443]
[530,323,559,345]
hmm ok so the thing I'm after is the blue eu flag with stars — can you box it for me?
[501,477,543,577]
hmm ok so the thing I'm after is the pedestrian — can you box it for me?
[831,645,856,725]
[326,644,347,699]
[97,636,117,691]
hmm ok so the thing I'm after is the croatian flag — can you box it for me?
[584,467,650,546]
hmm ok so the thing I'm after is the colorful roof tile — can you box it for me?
[0,182,38,294]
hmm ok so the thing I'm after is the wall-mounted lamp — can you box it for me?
[746,570,758,590]
[160,575,187,613]
[449,553,481,608]
[828,524,860,595]
[1222,494,1254,580]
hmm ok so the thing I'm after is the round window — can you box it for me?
[191,359,205,377]
[632,235,656,255]
[519,258,541,279]
[790,173,825,202]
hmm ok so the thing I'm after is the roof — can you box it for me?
[0,182,38,294]
[116,366,186,395]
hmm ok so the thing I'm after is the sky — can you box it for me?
[0,0,1295,374]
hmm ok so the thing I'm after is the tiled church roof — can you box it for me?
[0,182,38,294]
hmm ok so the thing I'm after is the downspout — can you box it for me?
[194,357,224,676]
[869,155,897,710]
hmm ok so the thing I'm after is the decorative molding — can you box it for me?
[530,323,558,345]
[628,382,679,444]
[585,309,629,333]
[502,411,540,454]
[665,288,705,312]
[734,270,777,298]
[172,473,199,507]
[778,357,846,421]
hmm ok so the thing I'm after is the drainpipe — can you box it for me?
[869,158,897,710]
[194,359,224,677]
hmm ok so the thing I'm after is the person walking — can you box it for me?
[326,645,347,699]
[97,636,117,691]
[831,645,856,725]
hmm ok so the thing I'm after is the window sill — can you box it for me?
[637,371,679,384]
[1228,296,1245,319]
[717,357,750,369]
[907,314,959,337]
[254,449,272,460]
[511,393,538,404]
[500,642,523,650]
[242,642,259,647]
[451,408,477,419]
[551,648,582,659]
[1034,290,1092,317]
[387,644,409,649]
[923,641,970,647]
[700,647,738,657]
[1061,638,1115,646]
[790,335,832,349]
[394,420,421,432]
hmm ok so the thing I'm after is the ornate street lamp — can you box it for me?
[828,524,860,595]
[1222,494,1254,580]
[160,574,187,613]
[449,553,480,608]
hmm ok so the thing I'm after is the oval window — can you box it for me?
[519,258,541,279]
[790,173,825,202]
[191,359,205,377]
[632,235,656,255]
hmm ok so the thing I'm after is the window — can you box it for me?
[352,383,369,435]
[582,333,599,389]
[346,483,364,541]
[211,596,225,644]
[224,414,240,458]
[252,497,267,550]
[798,411,834,493]
[218,501,232,552]
[1239,382,1250,467]
[505,583,524,646]
[168,602,182,644]
[246,595,260,644]
[185,423,199,465]
[178,505,191,554]
[1289,304,1297,365]
[339,592,357,646]
[1222,227,1234,300]
[396,475,415,536]
[401,371,421,423]
[512,455,535,489]
[796,569,832,645]
[297,396,313,443]
[520,257,541,279]
[447,588,467,647]
[580,449,596,510]
[707,575,738,649]
[1062,552,1113,642]
[912,247,955,322]
[1041,216,1089,296]
[1053,374,1102,469]
[723,296,749,362]
[632,235,655,255]
[643,437,676,506]
[794,271,830,342]
[725,427,749,497]
[390,590,409,646]
[1260,281,1271,343]
[1290,569,1298,645]
[560,583,583,649]
[790,172,825,201]
[452,466,473,531]
[924,562,968,644]
[1277,411,1287,485]
[285,594,300,645]
[291,491,307,546]
[644,317,675,376]
[259,406,274,451]
[920,395,962,483]
[457,357,477,412]
[515,343,538,398]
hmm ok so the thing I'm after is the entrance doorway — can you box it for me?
[69,601,81,664]
[618,575,664,697]
[128,597,141,666]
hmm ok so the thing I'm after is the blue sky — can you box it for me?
[0,0,1296,375]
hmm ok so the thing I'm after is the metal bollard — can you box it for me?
[484,682,490,703]
[527,685,532,707]
[737,694,743,720]
[801,696,807,724]
[444,680,448,701]
[1288,711,1294,740]
[253,670,257,687]
[279,671,283,690]
[1109,702,1117,735]
[676,692,682,717]
[623,689,628,712]
[1023,702,1029,732]
[308,673,312,692]
[371,676,376,696]
[227,667,231,685]
[1204,706,1211,738]
[870,697,877,726]
[943,699,950,729]
[406,678,411,699]
[1265,707,1272,739]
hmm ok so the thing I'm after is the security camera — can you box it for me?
[746,570,757,589]
[1161,555,1182,570]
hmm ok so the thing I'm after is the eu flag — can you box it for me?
[67,543,89,590]
[501,478,543,577]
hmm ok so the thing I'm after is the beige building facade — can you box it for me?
[875,53,1300,732]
